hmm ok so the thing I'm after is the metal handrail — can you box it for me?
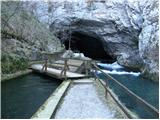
[92,63,159,118]
[93,71,134,118]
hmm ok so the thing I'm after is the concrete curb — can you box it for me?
[95,78,138,119]
[31,80,71,119]
[1,69,33,82]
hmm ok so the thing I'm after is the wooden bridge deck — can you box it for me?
[31,64,86,79]
[50,63,79,73]
[54,59,84,67]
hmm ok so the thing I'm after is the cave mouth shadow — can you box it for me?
[64,30,116,63]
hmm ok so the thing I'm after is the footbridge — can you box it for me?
[30,56,159,119]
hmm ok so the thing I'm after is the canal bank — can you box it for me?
[31,78,129,119]
[1,69,33,82]
[1,73,62,119]
[1,59,159,119]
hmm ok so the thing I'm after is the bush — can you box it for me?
[1,54,29,74]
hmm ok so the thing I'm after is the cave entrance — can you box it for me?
[64,30,116,63]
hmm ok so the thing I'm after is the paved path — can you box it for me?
[54,80,115,119]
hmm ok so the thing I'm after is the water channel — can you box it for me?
[97,62,159,119]
[1,62,159,119]
[1,73,61,119]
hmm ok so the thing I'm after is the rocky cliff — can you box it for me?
[1,1,62,60]
[1,0,158,81]
[1,1,63,74]
[138,0,159,81]
[48,0,159,81]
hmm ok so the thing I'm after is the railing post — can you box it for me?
[94,68,97,81]
[64,70,67,80]
[105,78,108,98]
[60,59,68,80]
[64,59,67,81]
[41,59,48,72]
[85,61,89,76]
[45,59,48,72]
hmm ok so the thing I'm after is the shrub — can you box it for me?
[1,53,29,74]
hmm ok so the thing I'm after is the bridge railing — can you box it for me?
[91,63,159,119]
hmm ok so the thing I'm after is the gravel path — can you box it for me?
[54,84,115,119]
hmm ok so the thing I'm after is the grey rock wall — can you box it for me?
[1,2,62,61]
[49,0,159,81]
[139,0,159,81]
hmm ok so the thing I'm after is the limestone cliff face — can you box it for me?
[139,0,159,81]
[48,0,159,81]
[1,2,62,61]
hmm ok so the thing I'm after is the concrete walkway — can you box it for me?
[54,79,115,119]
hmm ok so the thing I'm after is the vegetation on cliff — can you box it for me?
[1,53,28,74]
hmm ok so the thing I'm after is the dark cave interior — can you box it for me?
[64,31,116,63]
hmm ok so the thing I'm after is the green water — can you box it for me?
[98,73,159,119]
[1,73,61,119]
